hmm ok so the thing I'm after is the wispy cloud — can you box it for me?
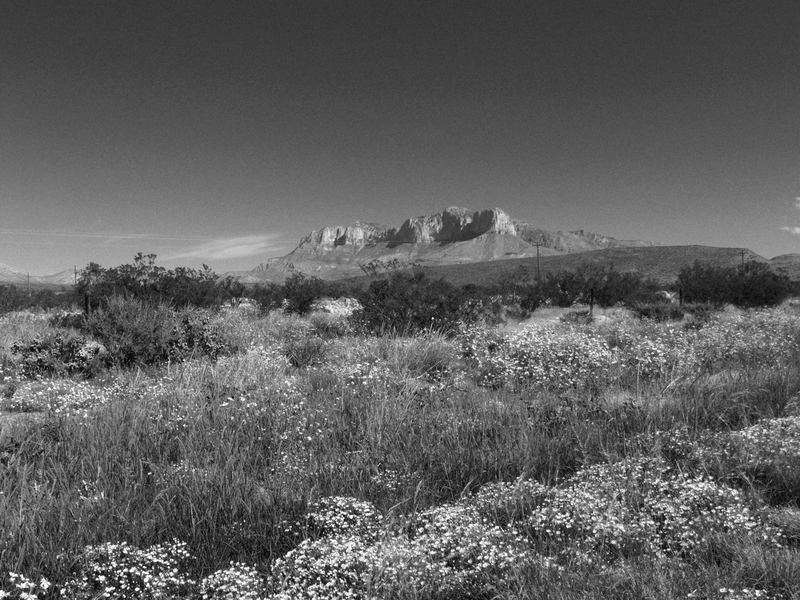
[779,198,800,234]
[165,235,285,260]
[0,229,207,242]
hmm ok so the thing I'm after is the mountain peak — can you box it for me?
[249,206,659,282]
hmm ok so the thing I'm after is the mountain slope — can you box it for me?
[411,245,770,287]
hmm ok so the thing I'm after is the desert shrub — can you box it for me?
[356,270,463,335]
[678,261,792,308]
[173,307,236,359]
[85,295,182,366]
[248,282,286,313]
[85,297,246,366]
[539,270,584,307]
[283,273,330,315]
[76,253,228,310]
[10,330,109,378]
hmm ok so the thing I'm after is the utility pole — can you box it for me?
[27,273,30,297]
[739,249,746,268]
[74,265,77,286]
[534,242,542,282]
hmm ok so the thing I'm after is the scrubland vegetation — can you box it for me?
[1,257,800,599]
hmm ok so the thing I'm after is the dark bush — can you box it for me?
[282,273,329,314]
[76,253,230,311]
[677,260,792,307]
[248,282,286,312]
[85,296,182,366]
[732,261,793,307]
[173,307,232,359]
[355,270,463,334]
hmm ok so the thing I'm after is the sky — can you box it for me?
[1,0,799,275]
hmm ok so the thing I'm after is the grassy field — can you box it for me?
[1,302,800,599]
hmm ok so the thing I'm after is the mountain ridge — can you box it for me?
[248,206,656,282]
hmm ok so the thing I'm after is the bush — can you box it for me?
[10,330,109,378]
[356,270,463,335]
[283,273,329,315]
[248,283,286,313]
[174,307,234,359]
[85,295,182,366]
[678,260,792,308]
[76,253,230,310]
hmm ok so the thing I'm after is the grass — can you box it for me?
[1,303,800,598]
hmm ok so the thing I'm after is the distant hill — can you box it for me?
[769,254,800,280]
[245,206,655,283]
[403,245,774,287]
[0,263,75,289]
[0,263,29,285]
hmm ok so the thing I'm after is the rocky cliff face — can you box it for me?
[297,223,388,250]
[250,206,658,281]
[390,207,516,243]
[297,207,518,250]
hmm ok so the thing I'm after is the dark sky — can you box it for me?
[2,0,799,273]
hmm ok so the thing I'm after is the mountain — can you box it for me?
[0,263,75,288]
[0,263,30,285]
[247,207,655,282]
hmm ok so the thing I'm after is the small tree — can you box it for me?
[283,273,328,314]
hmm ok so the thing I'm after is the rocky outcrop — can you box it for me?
[389,207,516,244]
[298,223,388,250]
[294,208,520,250]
